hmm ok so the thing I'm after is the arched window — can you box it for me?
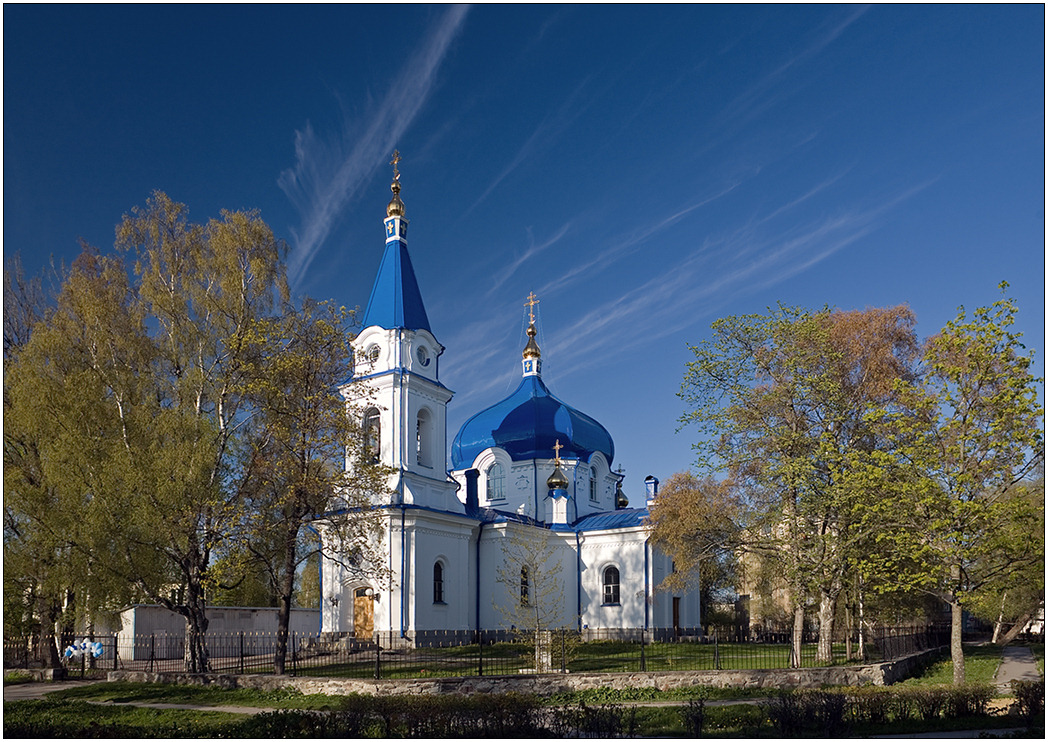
[487,463,505,501]
[589,467,598,502]
[603,566,620,605]
[433,561,445,604]
[416,408,433,467]
[363,408,381,463]
[520,566,530,606]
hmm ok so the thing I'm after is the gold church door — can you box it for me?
[354,588,374,639]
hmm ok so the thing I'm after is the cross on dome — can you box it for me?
[525,291,540,323]
[553,439,563,463]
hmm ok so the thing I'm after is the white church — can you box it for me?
[319,157,700,646]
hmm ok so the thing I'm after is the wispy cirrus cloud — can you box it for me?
[279,5,470,288]
[464,77,592,217]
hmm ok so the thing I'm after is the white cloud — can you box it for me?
[279,5,470,289]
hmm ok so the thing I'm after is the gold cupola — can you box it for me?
[546,440,570,491]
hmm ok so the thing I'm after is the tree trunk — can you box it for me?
[950,597,965,685]
[791,602,805,668]
[995,611,1034,646]
[845,602,853,661]
[182,573,210,674]
[816,590,837,665]
[857,585,866,661]
[273,524,300,676]
[37,592,62,669]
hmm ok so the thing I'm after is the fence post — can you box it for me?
[477,631,483,677]
[149,634,155,673]
[291,634,297,677]
[640,631,647,672]
[239,632,244,674]
[714,634,721,670]
[374,636,381,680]
[112,635,118,671]
[561,629,566,673]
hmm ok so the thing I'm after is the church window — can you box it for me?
[363,408,381,463]
[589,467,598,502]
[433,561,445,604]
[416,408,433,468]
[603,566,620,605]
[520,566,530,606]
[487,463,505,501]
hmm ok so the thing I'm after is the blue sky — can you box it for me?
[4,5,1044,495]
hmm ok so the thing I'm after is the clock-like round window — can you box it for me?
[365,344,381,363]
[416,346,430,367]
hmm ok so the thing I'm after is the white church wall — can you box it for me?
[578,529,649,631]
[407,512,476,632]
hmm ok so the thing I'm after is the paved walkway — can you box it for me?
[993,644,1040,692]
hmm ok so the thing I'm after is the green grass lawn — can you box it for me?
[896,643,1002,687]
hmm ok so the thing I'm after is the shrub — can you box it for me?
[1011,679,1044,728]
[805,689,850,737]
[762,690,806,736]
[848,686,892,725]
[907,686,948,721]
[678,689,708,736]
[944,683,994,718]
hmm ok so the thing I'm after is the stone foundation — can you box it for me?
[107,647,942,696]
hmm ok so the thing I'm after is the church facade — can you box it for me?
[319,158,700,645]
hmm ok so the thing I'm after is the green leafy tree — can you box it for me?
[675,305,920,665]
[646,472,740,627]
[234,298,388,674]
[4,193,287,672]
[867,286,1043,682]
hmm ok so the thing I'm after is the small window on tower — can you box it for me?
[363,408,381,463]
[416,408,433,468]
[590,467,598,502]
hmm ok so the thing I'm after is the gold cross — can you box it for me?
[553,439,562,462]
[390,150,401,180]
[525,292,539,323]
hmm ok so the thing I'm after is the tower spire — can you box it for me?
[522,292,542,377]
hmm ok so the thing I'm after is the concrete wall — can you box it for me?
[108,647,942,694]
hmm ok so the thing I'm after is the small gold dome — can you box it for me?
[547,463,569,491]
[615,480,629,509]
[387,180,405,218]
[522,323,541,360]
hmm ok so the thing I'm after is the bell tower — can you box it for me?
[346,152,457,510]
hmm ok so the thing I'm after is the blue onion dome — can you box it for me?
[451,319,615,469]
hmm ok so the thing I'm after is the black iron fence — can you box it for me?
[4,624,949,680]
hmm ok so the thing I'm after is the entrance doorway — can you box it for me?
[354,588,374,639]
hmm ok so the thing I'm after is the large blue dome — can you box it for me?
[451,374,615,470]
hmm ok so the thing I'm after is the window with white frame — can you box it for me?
[487,462,505,501]
[589,467,598,501]
[603,566,620,605]
[433,561,445,604]
[416,408,433,467]
[363,408,381,463]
